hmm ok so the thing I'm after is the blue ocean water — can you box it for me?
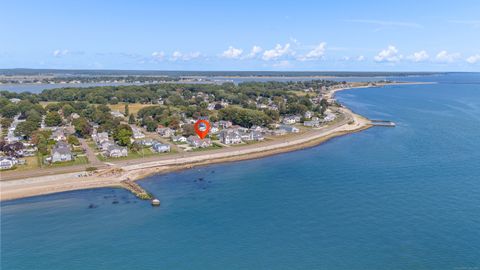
[2,73,480,269]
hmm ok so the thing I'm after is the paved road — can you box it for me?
[79,138,103,167]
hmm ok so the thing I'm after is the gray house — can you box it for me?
[105,145,128,158]
[51,141,73,163]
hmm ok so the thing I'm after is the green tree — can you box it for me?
[113,124,132,146]
[72,117,92,137]
[45,111,63,127]
[45,103,62,112]
[67,134,80,146]
[1,104,18,118]
[14,121,38,138]
[124,104,129,116]
[128,113,136,124]
[62,104,75,117]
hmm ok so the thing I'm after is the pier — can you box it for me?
[370,120,396,127]
[120,179,153,200]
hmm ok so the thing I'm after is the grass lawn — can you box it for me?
[108,103,153,116]
[48,156,89,168]
[7,156,39,171]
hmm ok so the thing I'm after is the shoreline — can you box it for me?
[0,82,429,202]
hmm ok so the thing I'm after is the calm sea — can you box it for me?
[1,73,480,269]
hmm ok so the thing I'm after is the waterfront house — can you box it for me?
[271,129,287,136]
[219,129,242,144]
[138,138,156,147]
[304,120,320,127]
[0,157,17,170]
[151,142,171,153]
[250,131,265,141]
[104,144,128,158]
[279,125,300,133]
[51,141,73,163]
[187,136,212,148]
[324,113,336,122]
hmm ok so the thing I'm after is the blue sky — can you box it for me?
[1,0,479,71]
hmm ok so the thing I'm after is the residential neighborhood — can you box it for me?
[0,79,352,171]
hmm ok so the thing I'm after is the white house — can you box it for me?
[157,126,175,137]
[151,142,171,153]
[110,111,125,119]
[187,136,212,148]
[131,127,145,139]
[219,129,242,144]
[0,157,17,170]
[304,120,320,127]
[51,141,73,163]
[104,145,128,158]
[324,113,336,122]
[171,135,187,143]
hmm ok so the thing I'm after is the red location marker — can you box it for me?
[194,119,211,139]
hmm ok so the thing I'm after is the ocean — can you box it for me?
[1,73,480,269]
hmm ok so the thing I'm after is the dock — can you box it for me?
[371,119,396,127]
[121,179,153,200]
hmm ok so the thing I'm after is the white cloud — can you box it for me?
[408,50,429,62]
[221,46,243,59]
[151,51,165,61]
[244,45,262,58]
[374,45,402,62]
[298,42,326,61]
[170,51,201,61]
[357,55,365,61]
[466,54,480,64]
[53,49,69,57]
[262,43,292,61]
[435,51,460,63]
[341,56,350,61]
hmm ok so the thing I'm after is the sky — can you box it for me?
[1,0,479,71]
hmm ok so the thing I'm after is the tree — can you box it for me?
[45,111,62,127]
[45,103,62,112]
[1,118,13,129]
[182,124,195,136]
[14,121,38,138]
[113,124,132,146]
[62,104,75,117]
[124,104,129,116]
[1,104,18,118]
[67,134,80,146]
[72,117,92,137]
[128,113,136,124]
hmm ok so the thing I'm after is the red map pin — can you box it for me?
[194,119,211,139]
